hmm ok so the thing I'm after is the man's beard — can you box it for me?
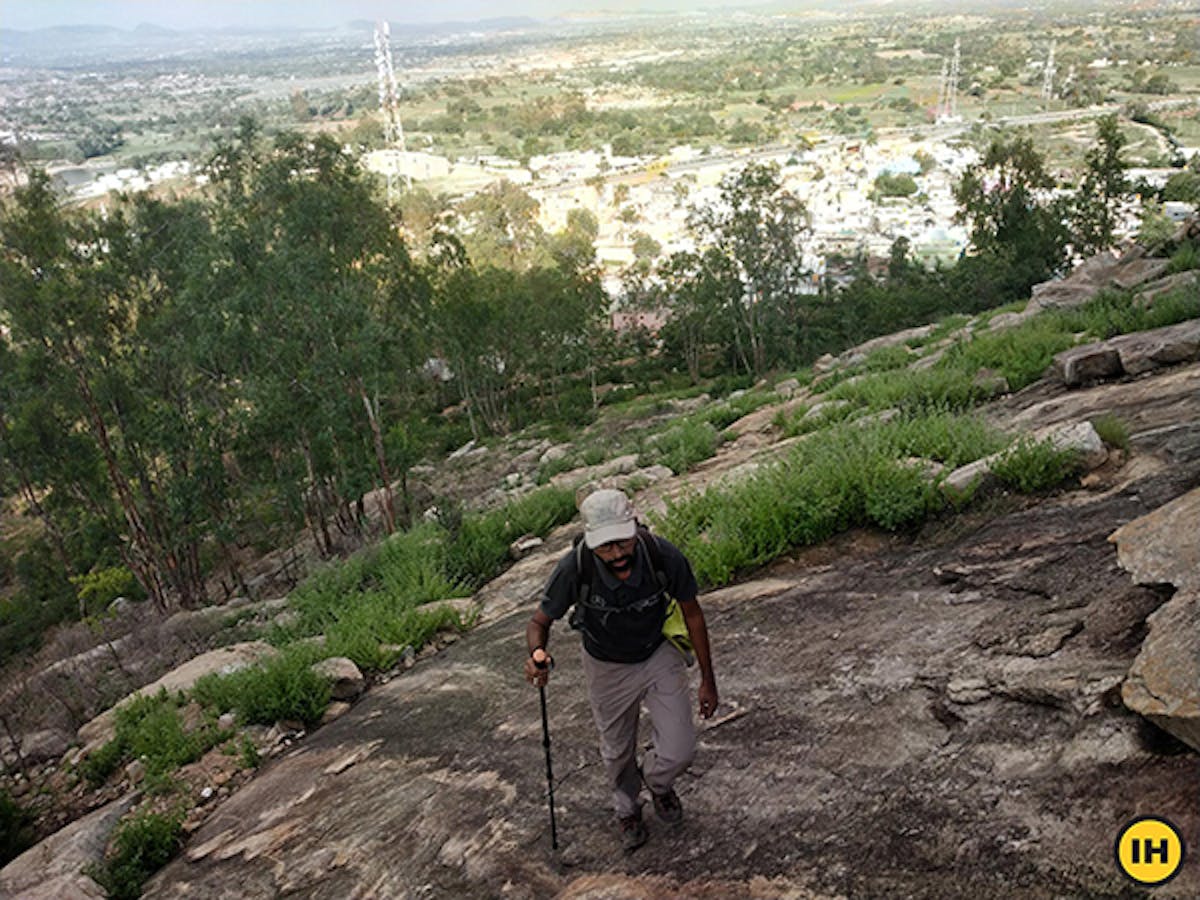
[606,553,634,576]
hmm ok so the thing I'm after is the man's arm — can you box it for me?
[680,598,718,718]
[524,609,554,686]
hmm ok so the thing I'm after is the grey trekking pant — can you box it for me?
[581,640,695,818]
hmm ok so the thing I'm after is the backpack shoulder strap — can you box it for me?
[573,533,594,607]
[636,525,670,594]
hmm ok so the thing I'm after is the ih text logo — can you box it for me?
[1114,816,1186,887]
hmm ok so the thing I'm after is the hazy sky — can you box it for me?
[0,0,746,31]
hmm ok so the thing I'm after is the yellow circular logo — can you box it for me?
[1114,816,1186,886]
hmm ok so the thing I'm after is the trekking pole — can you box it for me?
[533,649,558,850]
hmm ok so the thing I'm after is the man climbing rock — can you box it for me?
[524,488,718,852]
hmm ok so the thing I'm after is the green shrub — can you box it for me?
[642,419,721,474]
[443,486,575,587]
[699,391,776,431]
[1167,242,1200,274]
[861,457,941,531]
[991,438,1081,493]
[0,789,36,866]
[88,808,185,900]
[70,566,144,618]
[192,647,330,727]
[79,691,231,787]
[654,411,1006,586]
[259,487,572,680]
[80,737,127,787]
[1052,286,1200,341]
[937,319,1075,392]
[1090,413,1130,450]
[322,598,462,671]
[827,366,981,413]
[238,735,261,769]
[861,344,916,373]
[113,692,226,777]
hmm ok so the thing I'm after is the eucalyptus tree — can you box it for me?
[689,162,812,375]
[1071,115,1130,257]
[954,133,1070,293]
[651,249,741,384]
[204,125,427,552]
[0,173,187,609]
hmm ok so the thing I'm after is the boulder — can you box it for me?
[549,454,640,489]
[1038,420,1108,470]
[839,323,936,359]
[310,658,365,702]
[0,793,137,899]
[1121,590,1200,751]
[447,439,478,461]
[774,378,801,398]
[1111,257,1170,291]
[510,440,552,470]
[1052,344,1123,387]
[812,353,837,374]
[1109,487,1200,593]
[971,367,1009,398]
[1110,319,1200,376]
[1111,489,1200,751]
[538,444,571,466]
[986,309,1035,331]
[803,399,850,422]
[508,534,544,560]
[940,457,996,501]
[11,729,71,767]
[1027,249,1124,313]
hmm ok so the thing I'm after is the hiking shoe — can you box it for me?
[652,788,683,826]
[619,811,648,852]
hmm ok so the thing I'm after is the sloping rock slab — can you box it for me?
[146,453,1200,899]
[0,793,137,898]
[1135,270,1200,307]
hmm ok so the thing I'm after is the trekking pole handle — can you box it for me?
[532,648,554,671]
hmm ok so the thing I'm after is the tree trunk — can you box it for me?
[358,381,396,535]
[70,353,170,611]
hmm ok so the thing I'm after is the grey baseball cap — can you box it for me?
[580,488,637,548]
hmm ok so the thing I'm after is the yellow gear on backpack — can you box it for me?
[662,597,694,667]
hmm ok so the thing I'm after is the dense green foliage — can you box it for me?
[0,126,600,657]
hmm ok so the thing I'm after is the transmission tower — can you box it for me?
[373,20,410,197]
[937,57,949,120]
[936,39,961,121]
[947,39,961,119]
[1041,41,1057,103]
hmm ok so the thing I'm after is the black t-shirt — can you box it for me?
[539,534,699,664]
